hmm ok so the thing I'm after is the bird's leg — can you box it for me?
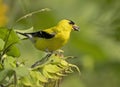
[31,53,52,68]
[54,49,64,57]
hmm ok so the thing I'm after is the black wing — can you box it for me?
[27,31,55,39]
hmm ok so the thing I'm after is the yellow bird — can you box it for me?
[17,19,79,67]
[17,19,79,52]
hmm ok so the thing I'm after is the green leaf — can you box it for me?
[0,69,13,82]
[42,69,54,79]
[0,38,5,51]
[43,64,62,73]
[50,73,61,80]
[0,27,20,45]
[36,72,48,83]
[4,56,16,69]
[60,60,68,67]
[65,69,73,74]
[14,67,29,77]
[21,75,43,87]
[30,71,48,83]
[0,28,20,57]
[56,72,66,76]
[69,64,81,75]
[20,76,33,86]
[6,45,20,57]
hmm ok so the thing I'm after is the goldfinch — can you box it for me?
[17,19,79,52]
[17,19,79,67]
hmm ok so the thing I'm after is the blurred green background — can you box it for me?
[5,0,120,87]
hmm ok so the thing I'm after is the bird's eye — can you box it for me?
[69,20,75,25]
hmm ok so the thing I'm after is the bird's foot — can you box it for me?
[54,49,64,57]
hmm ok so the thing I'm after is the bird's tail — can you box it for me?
[16,31,34,42]
[16,31,35,42]
[16,31,27,37]
[17,31,32,37]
